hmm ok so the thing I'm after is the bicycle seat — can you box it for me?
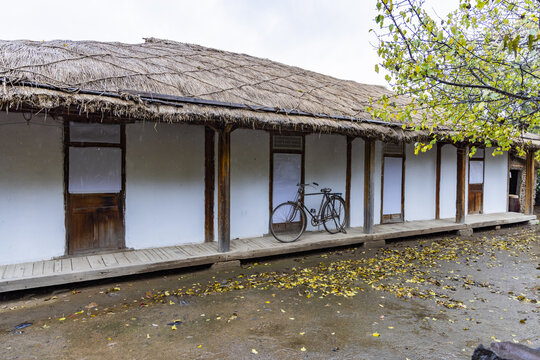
[321,187,331,193]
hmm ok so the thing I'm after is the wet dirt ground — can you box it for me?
[0,225,538,360]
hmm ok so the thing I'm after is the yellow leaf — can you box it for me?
[171,325,177,330]
[300,347,307,352]
[58,317,66,321]
[197,345,202,348]
[373,332,380,337]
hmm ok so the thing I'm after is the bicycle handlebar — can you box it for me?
[297,182,319,187]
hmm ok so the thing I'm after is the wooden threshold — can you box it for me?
[0,212,535,293]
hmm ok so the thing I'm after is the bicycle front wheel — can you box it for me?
[270,202,307,243]
[322,196,347,234]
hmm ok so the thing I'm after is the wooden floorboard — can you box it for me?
[87,255,106,270]
[178,246,199,257]
[172,246,192,258]
[2,264,15,280]
[61,258,73,273]
[32,261,44,277]
[124,251,147,264]
[53,260,62,274]
[152,248,171,260]
[148,249,167,261]
[0,212,535,293]
[113,252,132,266]
[101,254,118,267]
[43,261,55,276]
[13,263,26,278]
[71,257,91,272]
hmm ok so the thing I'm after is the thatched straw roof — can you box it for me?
[0,38,538,148]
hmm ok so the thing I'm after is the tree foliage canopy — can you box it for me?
[371,0,539,155]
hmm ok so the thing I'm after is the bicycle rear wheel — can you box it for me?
[270,202,306,242]
[322,196,347,234]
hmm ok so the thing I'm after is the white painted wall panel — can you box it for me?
[484,149,508,214]
[404,143,437,221]
[305,134,346,231]
[439,145,457,219]
[382,157,403,215]
[0,113,65,265]
[349,138,364,227]
[125,123,204,248]
[231,130,269,239]
[374,141,383,224]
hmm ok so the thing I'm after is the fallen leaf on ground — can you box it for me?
[85,302,98,309]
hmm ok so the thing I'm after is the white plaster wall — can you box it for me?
[305,134,347,231]
[374,141,383,224]
[0,112,65,265]
[125,123,204,248]
[230,130,269,239]
[349,138,365,227]
[439,145,457,219]
[483,148,508,213]
[404,143,437,221]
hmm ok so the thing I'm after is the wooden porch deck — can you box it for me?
[0,212,536,293]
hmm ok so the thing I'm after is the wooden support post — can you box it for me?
[217,126,232,252]
[524,149,535,215]
[456,146,467,224]
[364,139,375,234]
[345,136,353,228]
[204,127,215,243]
[435,143,442,219]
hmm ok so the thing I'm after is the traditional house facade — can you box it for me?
[0,38,538,272]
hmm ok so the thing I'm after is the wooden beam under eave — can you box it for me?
[456,146,467,224]
[204,127,215,243]
[217,126,232,252]
[364,139,375,234]
[345,136,353,228]
[524,150,535,215]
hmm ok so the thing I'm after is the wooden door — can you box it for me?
[468,149,484,214]
[270,134,304,211]
[381,143,405,223]
[65,121,125,255]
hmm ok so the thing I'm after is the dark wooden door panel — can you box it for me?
[69,212,96,252]
[468,184,483,214]
[68,193,124,255]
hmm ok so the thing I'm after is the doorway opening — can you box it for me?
[381,143,405,223]
[65,121,126,255]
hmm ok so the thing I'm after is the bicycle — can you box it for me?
[270,182,347,243]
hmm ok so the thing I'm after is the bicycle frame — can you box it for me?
[269,182,347,242]
[292,185,340,227]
